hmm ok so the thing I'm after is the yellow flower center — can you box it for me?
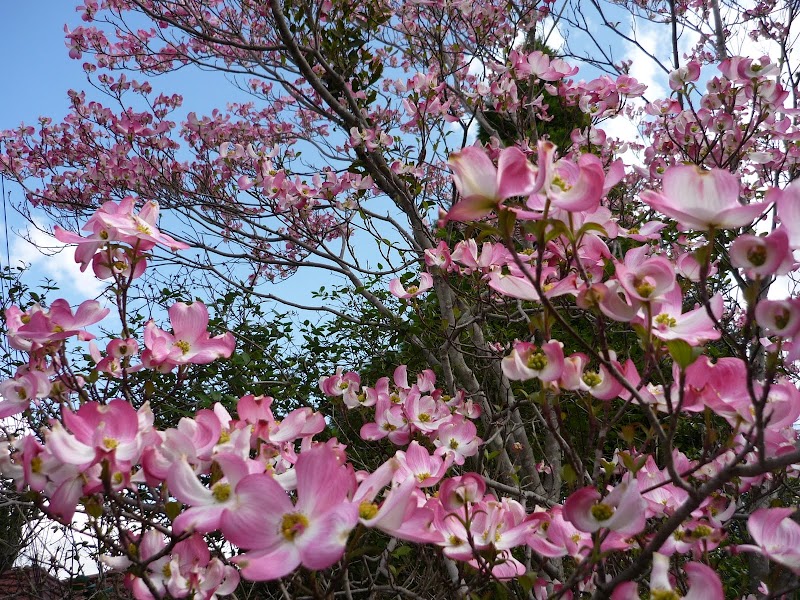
[280,512,309,541]
[655,313,677,328]
[634,278,655,298]
[359,501,379,520]
[212,482,231,503]
[583,371,602,387]
[651,590,680,600]
[30,456,42,474]
[103,437,119,450]
[175,340,191,354]
[690,525,712,538]
[552,175,571,192]
[590,503,614,521]
[136,222,153,235]
[526,352,548,371]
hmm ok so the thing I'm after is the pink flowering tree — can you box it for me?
[4,0,800,598]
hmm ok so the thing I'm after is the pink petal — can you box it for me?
[221,474,291,549]
[298,503,359,569]
[232,545,300,581]
[169,302,210,342]
[563,487,602,532]
[496,146,538,200]
[683,562,724,600]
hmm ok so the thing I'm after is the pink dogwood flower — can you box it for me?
[389,272,433,299]
[446,146,538,221]
[756,298,800,338]
[564,480,646,535]
[730,228,793,279]
[142,302,235,369]
[612,553,723,600]
[501,340,564,382]
[738,507,800,573]
[48,399,144,471]
[640,165,769,230]
[527,141,606,213]
[223,445,359,580]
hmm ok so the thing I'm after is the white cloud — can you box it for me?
[602,114,646,166]
[9,220,106,301]
[538,17,565,53]
[625,23,668,102]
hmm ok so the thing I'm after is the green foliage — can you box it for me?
[477,37,591,149]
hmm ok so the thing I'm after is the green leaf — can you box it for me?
[391,545,413,558]
[165,501,182,521]
[84,498,103,519]
[576,221,608,239]
[666,339,700,369]
[518,573,536,594]
[561,463,577,485]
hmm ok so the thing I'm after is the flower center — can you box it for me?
[590,502,614,521]
[136,222,153,235]
[526,352,548,371]
[634,277,656,298]
[551,175,571,192]
[212,482,231,503]
[359,501,379,520]
[774,307,791,330]
[654,313,677,328]
[583,371,602,388]
[175,340,191,354]
[689,524,712,538]
[280,512,309,541]
[746,245,767,267]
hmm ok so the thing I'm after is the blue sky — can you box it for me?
[0,3,265,306]
[0,1,704,313]
[0,3,106,303]
[0,4,86,124]
[0,2,403,315]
